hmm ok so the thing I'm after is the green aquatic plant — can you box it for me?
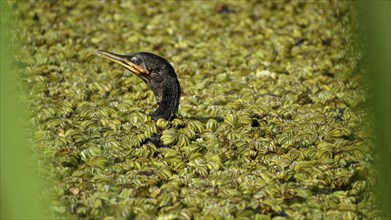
[11,0,380,219]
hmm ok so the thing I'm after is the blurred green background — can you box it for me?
[1,0,389,219]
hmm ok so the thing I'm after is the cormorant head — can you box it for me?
[97,50,180,121]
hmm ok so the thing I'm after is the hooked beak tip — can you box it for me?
[96,50,105,56]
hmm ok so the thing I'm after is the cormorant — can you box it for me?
[96,50,180,121]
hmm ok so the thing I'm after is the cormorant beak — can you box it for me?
[96,50,144,74]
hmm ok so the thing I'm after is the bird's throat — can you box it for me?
[152,81,180,121]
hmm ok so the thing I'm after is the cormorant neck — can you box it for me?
[151,79,180,121]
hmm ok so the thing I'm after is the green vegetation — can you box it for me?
[11,1,380,219]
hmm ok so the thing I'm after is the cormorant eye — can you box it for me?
[130,56,142,65]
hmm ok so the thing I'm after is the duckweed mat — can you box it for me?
[12,1,380,219]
